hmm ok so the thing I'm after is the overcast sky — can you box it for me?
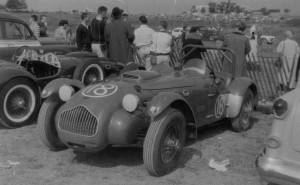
[0,0,299,15]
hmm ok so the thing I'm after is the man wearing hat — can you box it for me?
[222,21,251,77]
[105,7,135,65]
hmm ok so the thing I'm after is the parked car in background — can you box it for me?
[171,27,183,38]
[260,35,275,44]
[0,12,78,62]
[37,46,258,177]
[256,89,300,185]
[0,47,126,129]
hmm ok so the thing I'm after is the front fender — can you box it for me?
[41,78,84,99]
[147,92,189,118]
[0,66,38,86]
[226,77,257,118]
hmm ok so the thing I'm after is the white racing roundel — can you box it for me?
[215,94,226,118]
[82,84,118,98]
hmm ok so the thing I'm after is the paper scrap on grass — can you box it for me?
[208,159,230,172]
[7,160,20,166]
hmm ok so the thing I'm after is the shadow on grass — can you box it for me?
[72,115,260,170]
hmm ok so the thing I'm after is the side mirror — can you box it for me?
[215,77,222,85]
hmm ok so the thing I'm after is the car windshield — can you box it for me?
[0,21,35,40]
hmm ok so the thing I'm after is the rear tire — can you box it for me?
[37,95,67,151]
[0,78,40,128]
[143,108,186,176]
[73,60,105,86]
[231,89,254,132]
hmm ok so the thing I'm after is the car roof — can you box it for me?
[0,12,27,25]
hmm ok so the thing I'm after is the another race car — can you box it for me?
[38,46,258,176]
[0,48,125,128]
[260,35,275,44]
[256,89,300,185]
[0,12,78,62]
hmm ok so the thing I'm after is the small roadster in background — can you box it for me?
[38,46,258,176]
[0,47,125,128]
[256,89,300,185]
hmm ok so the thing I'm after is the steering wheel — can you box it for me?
[12,46,30,64]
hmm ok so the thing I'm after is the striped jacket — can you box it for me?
[30,22,40,38]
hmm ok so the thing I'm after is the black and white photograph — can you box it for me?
[0,0,299,184]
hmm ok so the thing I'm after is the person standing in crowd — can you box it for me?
[257,23,263,45]
[76,12,92,51]
[105,7,135,65]
[29,15,40,38]
[54,20,71,40]
[222,22,251,77]
[38,15,48,37]
[90,6,108,57]
[182,26,206,63]
[277,31,300,90]
[150,20,173,74]
[249,33,258,61]
[134,15,154,70]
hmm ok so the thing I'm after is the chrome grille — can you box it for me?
[59,106,98,136]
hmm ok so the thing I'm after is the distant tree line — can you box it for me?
[5,0,27,10]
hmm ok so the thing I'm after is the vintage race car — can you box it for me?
[260,35,275,44]
[38,46,258,176]
[0,12,78,62]
[0,48,125,128]
[256,89,300,185]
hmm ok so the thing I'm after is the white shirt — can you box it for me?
[134,25,154,47]
[151,31,172,54]
[277,38,300,60]
[54,26,67,39]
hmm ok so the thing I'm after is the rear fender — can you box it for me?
[226,77,258,118]
[41,78,84,99]
[147,92,195,121]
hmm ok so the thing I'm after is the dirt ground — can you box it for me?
[0,112,272,185]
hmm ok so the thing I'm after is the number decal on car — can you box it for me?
[215,94,225,118]
[82,84,118,98]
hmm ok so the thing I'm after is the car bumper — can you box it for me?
[256,149,300,185]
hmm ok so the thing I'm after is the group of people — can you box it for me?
[29,14,48,38]
[29,14,72,41]
[75,6,175,73]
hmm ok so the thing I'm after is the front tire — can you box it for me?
[37,95,67,151]
[73,60,105,86]
[0,78,40,128]
[231,89,254,132]
[143,109,186,176]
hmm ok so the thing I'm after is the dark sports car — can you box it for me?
[38,46,258,176]
[0,48,125,128]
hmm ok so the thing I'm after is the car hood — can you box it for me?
[121,70,196,90]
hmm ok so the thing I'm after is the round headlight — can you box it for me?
[59,85,75,102]
[122,94,140,112]
[273,98,288,118]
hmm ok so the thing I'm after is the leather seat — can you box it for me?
[183,58,207,77]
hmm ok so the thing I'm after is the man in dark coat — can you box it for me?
[76,12,92,51]
[222,22,251,77]
[182,26,206,64]
[105,7,135,65]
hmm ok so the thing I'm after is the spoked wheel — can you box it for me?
[143,108,186,176]
[73,60,105,86]
[82,64,104,85]
[0,78,39,128]
[231,89,254,132]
